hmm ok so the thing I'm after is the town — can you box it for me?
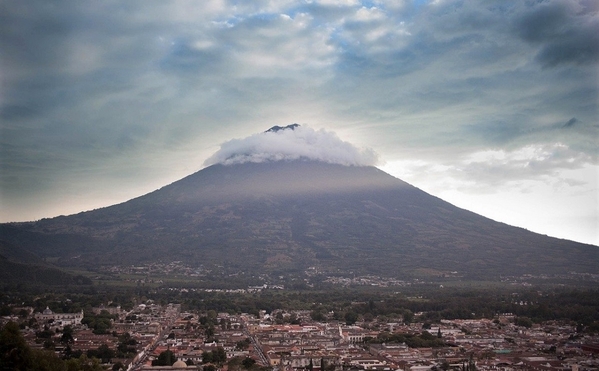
[2,296,598,371]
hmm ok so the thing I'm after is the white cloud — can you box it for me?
[355,6,385,21]
[204,125,379,167]
[311,0,360,6]
[226,12,337,77]
[457,143,593,186]
[381,145,599,245]
[382,143,593,193]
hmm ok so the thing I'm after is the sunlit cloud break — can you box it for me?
[204,125,379,167]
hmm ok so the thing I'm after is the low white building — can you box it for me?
[35,307,83,327]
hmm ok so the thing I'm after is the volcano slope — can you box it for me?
[1,160,597,280]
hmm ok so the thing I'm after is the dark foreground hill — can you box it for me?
[0,241,92,285]
[1,160,597,279]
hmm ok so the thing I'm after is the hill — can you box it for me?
[0,240,92,285]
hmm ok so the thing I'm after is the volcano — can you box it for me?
[1,159,597,280]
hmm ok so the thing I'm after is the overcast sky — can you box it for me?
[1,0,597,245]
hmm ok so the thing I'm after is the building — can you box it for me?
[35,307,83,328]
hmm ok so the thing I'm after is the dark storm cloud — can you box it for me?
[0,2,71,70]
[514,0,599,67]
[564,117,578,128]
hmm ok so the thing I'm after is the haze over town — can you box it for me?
[1,0,597,245]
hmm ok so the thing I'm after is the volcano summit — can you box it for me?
[204,124,378,167]
[0,126,597,280]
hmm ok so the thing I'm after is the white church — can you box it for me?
[35,307,84,328]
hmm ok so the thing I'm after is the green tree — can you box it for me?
[0,321,32,370]
[1,322,104,371]
[515,317,533,328]
[289,313,300,325]
[402,309,414,324]
[202,347,227,364]
[36,325,54,339]
[344,311,358,325]
[43,339,55,350]
[214,346,227,363]
[117,332,138,356]
[205,326,215,339]
[153,350,177,366]
[81,310,116,334]
[66,354,105,371]
[61,326,74,345]
[310,310,326,322]
[236,338,251,350]
[203,351,214,364]
[242,357,256,369]
[87,343,115,363]
[30,349,67,371]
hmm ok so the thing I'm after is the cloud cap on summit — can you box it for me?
[204,125,379,167]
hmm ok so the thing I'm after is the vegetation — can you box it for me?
[4,282,599,339]
[236,338,251,350]
[87,343,115,363]
[227,356,268,371]
[0,254,92,286]
[0,321,104,371]
[81,310,117,334]
[152,350,177,366]
[3,282,599,330]
[172,287,599,329]
[116,332,138,357]
[202,346,227,364]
